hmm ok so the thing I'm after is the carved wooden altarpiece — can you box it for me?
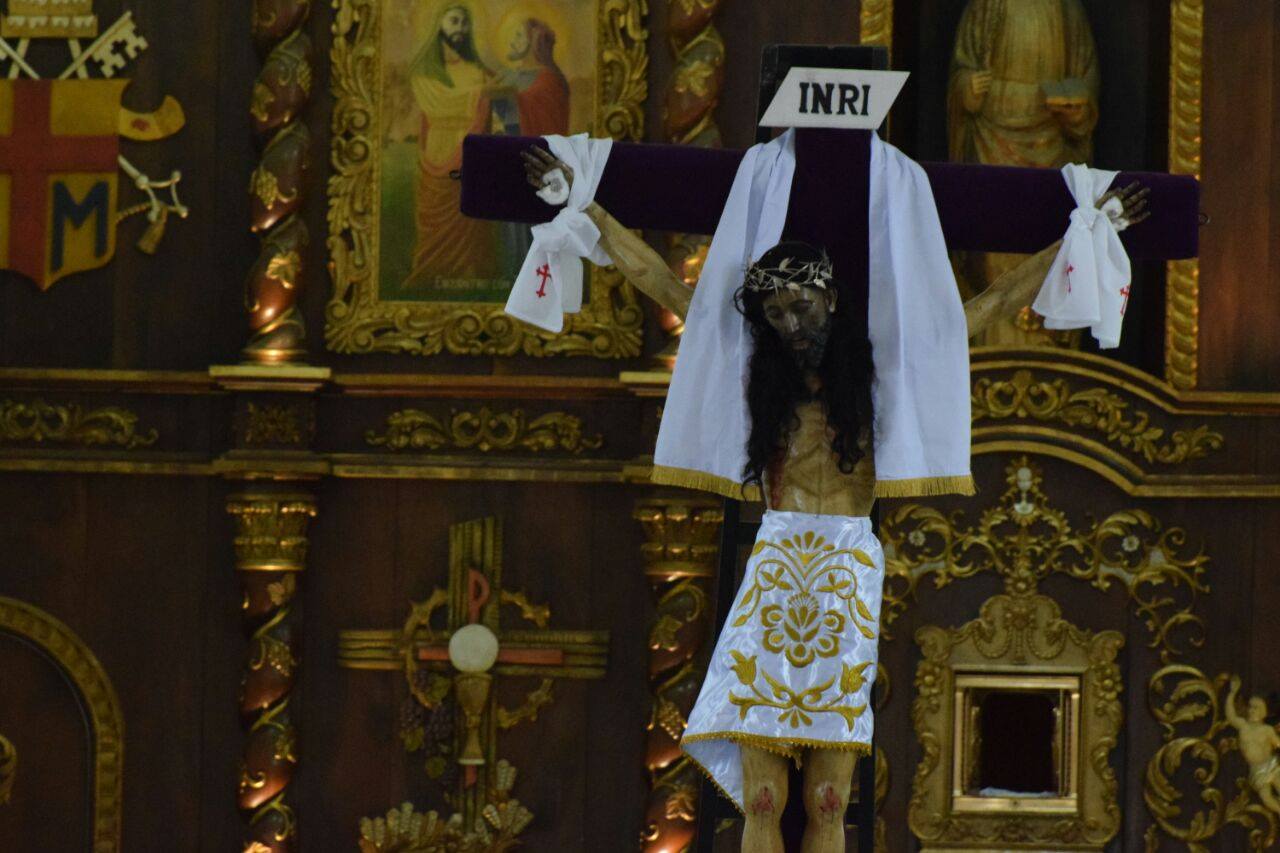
[338,517,609,848]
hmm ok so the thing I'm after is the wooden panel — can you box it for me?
[0,474,229,851]
[297,478,652,849]
[1198,1,1280,389]
[0,633,92,851]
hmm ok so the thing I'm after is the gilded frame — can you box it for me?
[327,0,648,358]
[859,0,1204,390]
[910,594,1124,850]
[0,596,125,852]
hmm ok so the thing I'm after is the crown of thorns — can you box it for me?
[742,252,834,294]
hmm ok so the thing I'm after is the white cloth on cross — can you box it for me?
[1031,163,1133,349]
[652,129,974,500]
[504,134,613,333]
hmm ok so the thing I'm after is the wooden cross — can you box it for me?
[338,517,608,823]
[459,45,1200,345]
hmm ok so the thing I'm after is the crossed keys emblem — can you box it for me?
[0,1,188,289]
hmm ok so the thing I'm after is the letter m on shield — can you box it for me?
[0,80,124,290]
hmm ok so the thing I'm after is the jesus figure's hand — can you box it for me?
[1096,181,1151,232]
[521,146,574,194]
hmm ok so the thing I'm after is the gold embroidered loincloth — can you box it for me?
[681,510,882,812]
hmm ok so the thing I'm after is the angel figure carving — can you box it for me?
[1228,675,1280,814]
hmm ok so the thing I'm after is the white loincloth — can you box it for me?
[682,510,883,812]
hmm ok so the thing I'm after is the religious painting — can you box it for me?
[328,0,648,358]
[863,0,1203,389]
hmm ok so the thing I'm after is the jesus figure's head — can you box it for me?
[735,241,875,489]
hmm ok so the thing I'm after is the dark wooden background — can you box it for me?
[1,1,1279,851]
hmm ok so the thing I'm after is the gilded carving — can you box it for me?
[1166,0,1203,389]
[365,408,603,454]
[227,495,317,570]
[633,499,722,853]
[0,399,158,449]
[0,597,125,851]
[910,591,1124,849]
[358,761,533,852]
[242,402,316,447]
[245,0,314,364]
[0,734,14,805]
[858,0,894,52]
[326,0,647,359]
[228,491,317,852]
[972,369,1224,464]
[880,457,1208,662]
[338,518,608,829]
[1144,666,1280,851]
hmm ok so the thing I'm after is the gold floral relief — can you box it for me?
[326,0,648,359]
[880,457,1208,662]
[972,369,1223,465]
[358,760,533,852]
[242,402,315,447]
[1144,666,1280,851]
[365,407,604,454]
[0,399,159,449]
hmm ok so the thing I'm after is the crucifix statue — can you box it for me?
[458,45,1199,853]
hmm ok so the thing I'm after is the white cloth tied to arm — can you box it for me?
[1031,163,1132,349]
[651,130,974,502]
[503,133,613,333]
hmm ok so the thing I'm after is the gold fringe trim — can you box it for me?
[681,732,873,815]
[682,749,746,814]
[873,474,976,499]
[651,464,762,502]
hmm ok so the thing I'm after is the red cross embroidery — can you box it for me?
[535,263,552,298]
[1120,283,1132,315]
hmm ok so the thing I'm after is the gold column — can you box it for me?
[227,490,317,853]
[634,498,723,853]
[244,0,314,362]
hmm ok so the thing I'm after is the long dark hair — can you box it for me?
[734,241,875,490]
